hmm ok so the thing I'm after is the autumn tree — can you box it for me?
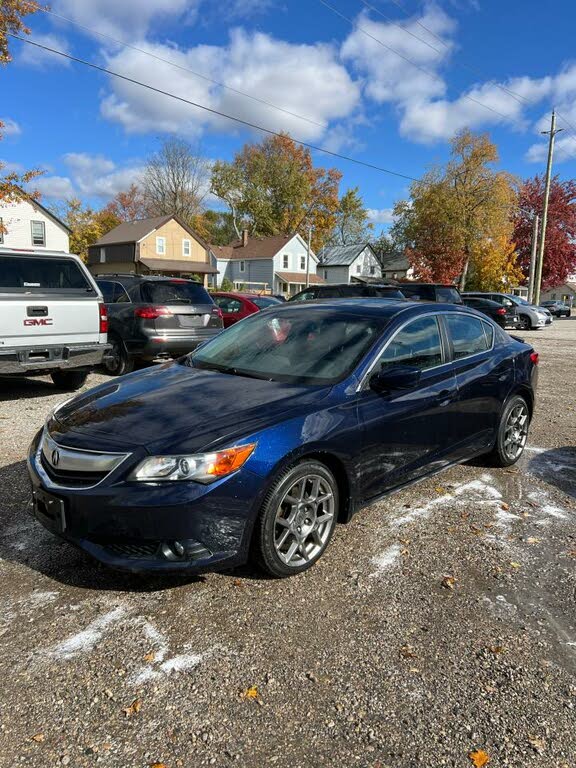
[211,133,341,250]
[60,199,107,262]
[512,175,576,289]
[393,130,519,290]
[103,184,147,222]
[0,0,43,239]
[142,138,209,223]
[198,209,238,245]
[328,187,373,245]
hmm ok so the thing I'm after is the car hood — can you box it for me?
[52,361,333,453]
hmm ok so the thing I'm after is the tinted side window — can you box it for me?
[436,286,462,303]
[291,290,317,302]
[0,256,92,294]
[97,280,115,303]
[379,316,443,370]
[445,315,489,359]
[214,296,242,313]
[482,322,494,347]
[114,283,131,303]
[400,285,433,301]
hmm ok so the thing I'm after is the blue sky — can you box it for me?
[3,0,576,232]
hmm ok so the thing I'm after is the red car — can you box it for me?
[211,292,283,328]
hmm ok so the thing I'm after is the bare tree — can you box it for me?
[142,138,209,222]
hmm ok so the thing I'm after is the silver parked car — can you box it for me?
[463,292,551,330]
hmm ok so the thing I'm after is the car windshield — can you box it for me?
[188,308,385,384]
[251,296,281,309]
[508,295,531,306]
[141,280,212,305]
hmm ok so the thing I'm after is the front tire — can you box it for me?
[518,315,531,331]
[254,461,339,578]
[50,370,89,391]
[485,395,530,467]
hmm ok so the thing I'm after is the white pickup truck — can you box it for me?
[0,248,110,390]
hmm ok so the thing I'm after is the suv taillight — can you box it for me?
[530,352,539,365]
[99,303,108,333]
[211,306,223,319]
[135,306,173,320]
[496,307,506,315]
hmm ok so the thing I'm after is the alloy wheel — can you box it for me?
[503,402,529,461]
[273,474,335,567]
[103,338,122,374]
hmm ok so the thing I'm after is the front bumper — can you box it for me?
[27,429,266,572]
[0,343,110,375]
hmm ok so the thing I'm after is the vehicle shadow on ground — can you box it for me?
[527,446,576,499]
[0,376,70,402]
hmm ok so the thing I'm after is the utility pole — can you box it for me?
[305,225,312,288]
[533,110,563,306]
[527,214,539,304]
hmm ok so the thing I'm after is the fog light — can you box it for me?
[160,541,185,561]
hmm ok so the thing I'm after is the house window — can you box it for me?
[370,266,375,275]
[356,263,361,274]
[551,293,556,299]
[31,220,46,247]
[156,236,166,255]
[99,248,106,264]
[239,260,245,273]
[183,239,191,257]
[283,254,289,269]
[323,269,328,280]
[300,255,306,270]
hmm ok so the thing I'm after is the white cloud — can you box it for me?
[1,118,21,137]
[18,33,71,68]
[34,175,76,199]
[100,30,360,142]
[367,208,395,225]
[53,0,193,40]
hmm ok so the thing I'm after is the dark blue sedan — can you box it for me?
[28,300,538,577]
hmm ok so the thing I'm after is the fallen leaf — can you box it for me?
[435,486,446,494]
[470,525,483,534]
[31,734,45,743]
[241,686,259,700]
[442,575,457,590]
[400,548,410,556]
[567,550,576,558]
[460,512,470,520]
[399,644,418,659]
[150,763,168,768]
[509,561,521,569]
[528,735,546,754]
[488,645,504,654]
[469,749,490,767]
[500,502,510,511]
[122,699,141,717]
[233,578,243,587]
[143,651,156,663]
[408,667,420,674]
[526,537,540,544]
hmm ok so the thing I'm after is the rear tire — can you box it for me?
[254,461,339,578]
[484,395,530,467]
[50,370,89,391]
[102,334,134,376]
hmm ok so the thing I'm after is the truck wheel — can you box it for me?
[50,370,89,391]
[103,334,134,376]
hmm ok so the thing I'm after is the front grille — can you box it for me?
[40,453,108,487]
[106,542,160,559]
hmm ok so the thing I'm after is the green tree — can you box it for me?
[211,133,341,251]
[62,199,106,262]
[329,187,373,245]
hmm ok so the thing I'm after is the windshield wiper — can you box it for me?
[191,360,273,380]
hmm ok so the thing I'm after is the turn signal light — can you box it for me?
[205,444,256,478]
[530,352,539,365]
[135,306,173,319]
[99,303,108,333]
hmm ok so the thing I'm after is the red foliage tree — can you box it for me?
[513,175,576,288]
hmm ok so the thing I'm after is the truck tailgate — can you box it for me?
[0,299,100,347]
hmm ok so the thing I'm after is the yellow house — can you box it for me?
[87,214,217,286]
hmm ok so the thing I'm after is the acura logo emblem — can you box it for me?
[51,449,60,466]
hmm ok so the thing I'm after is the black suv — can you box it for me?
[96,275,223,375]
[396,283,463,303]
[289,283,406,302]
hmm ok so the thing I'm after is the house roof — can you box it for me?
[275,271,325,285]
[378,251,410,272]
[214,233,310,261]
[318,243,374,266]
[93,215,173,246]
[13,188,72,234]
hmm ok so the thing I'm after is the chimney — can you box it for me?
[242,229,249,247]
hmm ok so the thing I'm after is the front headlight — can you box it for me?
[129,443,256,483]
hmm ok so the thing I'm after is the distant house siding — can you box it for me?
[0,197,69,252]
[88,243,136,269]
[322,265,350,284]
[541,283,576,303]
[218,259,274,289]
[138,219,208,265]
[272,235,318,275]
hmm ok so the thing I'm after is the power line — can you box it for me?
[318,0,517,124]
[7,33,419,182]
[38,7,327,130]
[358,0,443,55]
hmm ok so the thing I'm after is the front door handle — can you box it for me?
[436,389,453,406]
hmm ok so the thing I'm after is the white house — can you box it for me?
[0,194,71,252]
[211,232,324,296]
[317,244,382,283]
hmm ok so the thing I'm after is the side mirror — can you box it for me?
[370,365,421,394]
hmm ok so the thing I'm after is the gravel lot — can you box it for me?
[1,320,575,768]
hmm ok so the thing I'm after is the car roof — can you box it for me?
[96,275,202,284]
[269,298,478,321]
[212,291,277,299]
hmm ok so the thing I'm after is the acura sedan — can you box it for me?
[28,301,538,578]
